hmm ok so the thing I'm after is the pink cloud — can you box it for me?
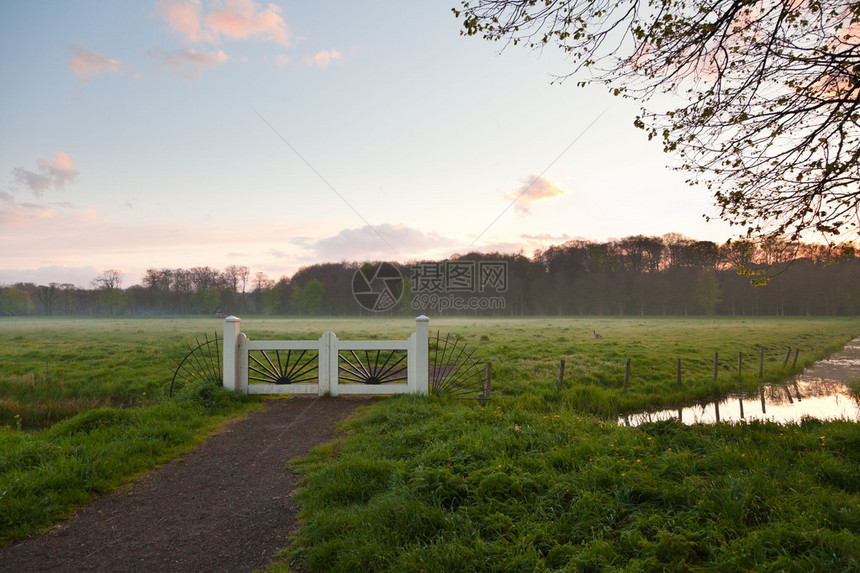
[206,0,291,45]
[153,48,228,79]
[38,152,79,185]
[0,200,62,226]
[68,46,121,81]
[155,0,203,42]
[505,175,567,214]
[157,0,291,45]
[11,152,79,197]
[304,49,341,68]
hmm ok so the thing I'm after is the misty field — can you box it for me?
[1,316,859,569]
[4,314,854,426]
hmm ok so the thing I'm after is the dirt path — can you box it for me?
[0,396,372,573]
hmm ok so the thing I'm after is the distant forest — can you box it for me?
[1,235,858,317]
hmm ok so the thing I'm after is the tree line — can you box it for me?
[1,235,858,317]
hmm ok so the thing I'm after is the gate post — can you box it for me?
[237,333,249,393]
[319,332,337,396]
[414,315,429,395]
[223,316,241,391]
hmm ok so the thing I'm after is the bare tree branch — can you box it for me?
[455,0,860,245]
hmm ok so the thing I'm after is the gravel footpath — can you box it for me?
[0,396,372,572]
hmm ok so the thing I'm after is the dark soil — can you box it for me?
[0,396,372,573]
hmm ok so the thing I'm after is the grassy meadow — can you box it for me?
[270,316,860,572]
[0,317,259,544]
[1,315,859,570]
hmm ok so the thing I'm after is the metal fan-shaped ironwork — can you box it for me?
[249,348,318,385]
[430,332,489,402]
[338,349,408,385]
[170,333,222,396]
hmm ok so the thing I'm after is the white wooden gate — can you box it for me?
[222,316,429,396]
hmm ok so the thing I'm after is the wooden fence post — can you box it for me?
[483,361,492,403]
[676,357,682,386]
[623,358,631,392]
[713,351,719,380]
[557,359,565,392]
[792,348,800,369]
[783,347,791,368]
[737,352,743,379]
[759,348,765,378]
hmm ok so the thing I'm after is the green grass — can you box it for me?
[0,316,234,429]
[0,317,258,544]
[0,399,254,545]
[452,316,858,416]
[273,316,860,572]
[285,396,860,572]
[240,315,857,417]
[2,315,859,569]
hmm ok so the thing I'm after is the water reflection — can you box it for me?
[621,339,860,426]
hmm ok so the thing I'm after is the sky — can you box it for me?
[0,0,738,288]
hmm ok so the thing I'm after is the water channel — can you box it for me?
[620,338,860,426]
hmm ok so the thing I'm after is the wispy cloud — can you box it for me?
[505,175,567,215]
[274,53,290,69]
[10,170,52,197]
[11,152,79,197]
[304,49,341,68]
[301,224,457,262]
[151,47,228,79]
[0,199,67,226]
[520,233,574,242]
[468,234,573,256]
[0,212,317,286]
[206,0,291,45]
[157,0,291,45]
[0,265,105,289]
[68,45,121,81]
[38,153,79,185]
[155,0,204,42]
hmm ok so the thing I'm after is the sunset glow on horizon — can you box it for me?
[0,1,738,288]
